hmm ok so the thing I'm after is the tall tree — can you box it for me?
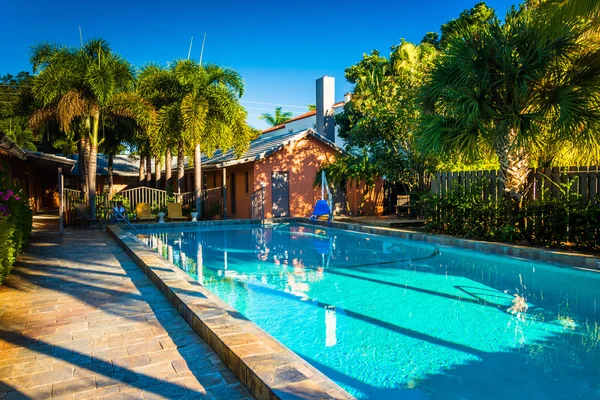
[336,41,437,191]
[259,107,293,126]
[146,60,253,215]
[0,72,37,150]
[29,39,134,217]
[173,60,252,214]
[421,2,496,50]
[419,7,600,203]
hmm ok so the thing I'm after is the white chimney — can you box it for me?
[316,76,335,142]
[344,92,352,104]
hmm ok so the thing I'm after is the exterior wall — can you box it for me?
[0,152,55,213]
[261,115,317,139]
[253,136,337,218]
[261,105,346,148]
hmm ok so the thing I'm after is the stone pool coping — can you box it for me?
[304,218,600,272]
[107,224,354,400]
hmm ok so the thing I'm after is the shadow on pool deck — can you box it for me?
[0,226,250,399]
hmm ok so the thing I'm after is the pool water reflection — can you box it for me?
[138,223,600,399]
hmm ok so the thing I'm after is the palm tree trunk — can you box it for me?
[138,157,145,186]
[108,154,114,197]
[89,112,100,219]
[145,154,152,187]
[177,139,185,194]
[494,127,530,201]
[165,147,172,191]
[155,156,161,189]
[194,143,202,216]
[78,134,89,204]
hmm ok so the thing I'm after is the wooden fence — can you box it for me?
[431,166,600,202]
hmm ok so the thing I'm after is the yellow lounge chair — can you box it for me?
[136,203,156,222]
[167,202,188,221]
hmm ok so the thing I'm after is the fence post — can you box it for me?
[222,168,227,220]
[58,167,63,235]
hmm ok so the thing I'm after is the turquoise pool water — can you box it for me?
[138,223,600,399]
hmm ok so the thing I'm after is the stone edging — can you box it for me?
[306,218,600,271]
[107,224,354,400]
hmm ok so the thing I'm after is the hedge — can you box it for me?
[0,179,32,284]
[419,182,600,252]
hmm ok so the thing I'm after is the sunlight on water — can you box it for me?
[138,223,600,399]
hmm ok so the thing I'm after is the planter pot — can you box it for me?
[190,212,198,222]
[158,212,166,224]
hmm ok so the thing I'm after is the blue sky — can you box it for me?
[1,0,515,130]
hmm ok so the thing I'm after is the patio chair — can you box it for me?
[135,203,156,222]
[73,203,102,229]
[167,202,188,221]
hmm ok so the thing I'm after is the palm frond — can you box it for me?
[56,90,97,132]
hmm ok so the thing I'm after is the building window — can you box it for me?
[213,174,217,187]
[245,171,249,193]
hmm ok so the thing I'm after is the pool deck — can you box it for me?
[0,216,251,399]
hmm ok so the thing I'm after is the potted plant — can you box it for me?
[157,204,168,224]
[208,202,221,220]
[190,207,198,222]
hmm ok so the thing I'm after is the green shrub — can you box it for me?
[419,182,600,251]
[0,174,33,284]
[0,219,16,281]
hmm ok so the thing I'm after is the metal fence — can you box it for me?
[431,166,600,202]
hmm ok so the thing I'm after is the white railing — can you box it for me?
[116,187,194,209]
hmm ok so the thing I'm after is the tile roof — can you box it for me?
[191,128,342,170]
[70,154,141,176]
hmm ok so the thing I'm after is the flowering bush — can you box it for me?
[0,179,32,284]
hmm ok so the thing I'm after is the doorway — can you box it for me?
[271,171,290,217]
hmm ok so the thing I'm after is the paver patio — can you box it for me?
[0,217,252,400]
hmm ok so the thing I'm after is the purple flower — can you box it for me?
[14,196,20,201]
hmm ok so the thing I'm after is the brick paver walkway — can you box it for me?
[0,221,251,400]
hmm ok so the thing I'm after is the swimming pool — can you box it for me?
[138,223,600,399]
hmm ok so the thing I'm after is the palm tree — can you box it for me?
[138,64,181,190]
[175,61,252,214]
[29,39,134,217]
[147,60,253,215]
[420,8,600,203]
[259,107,293,126]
